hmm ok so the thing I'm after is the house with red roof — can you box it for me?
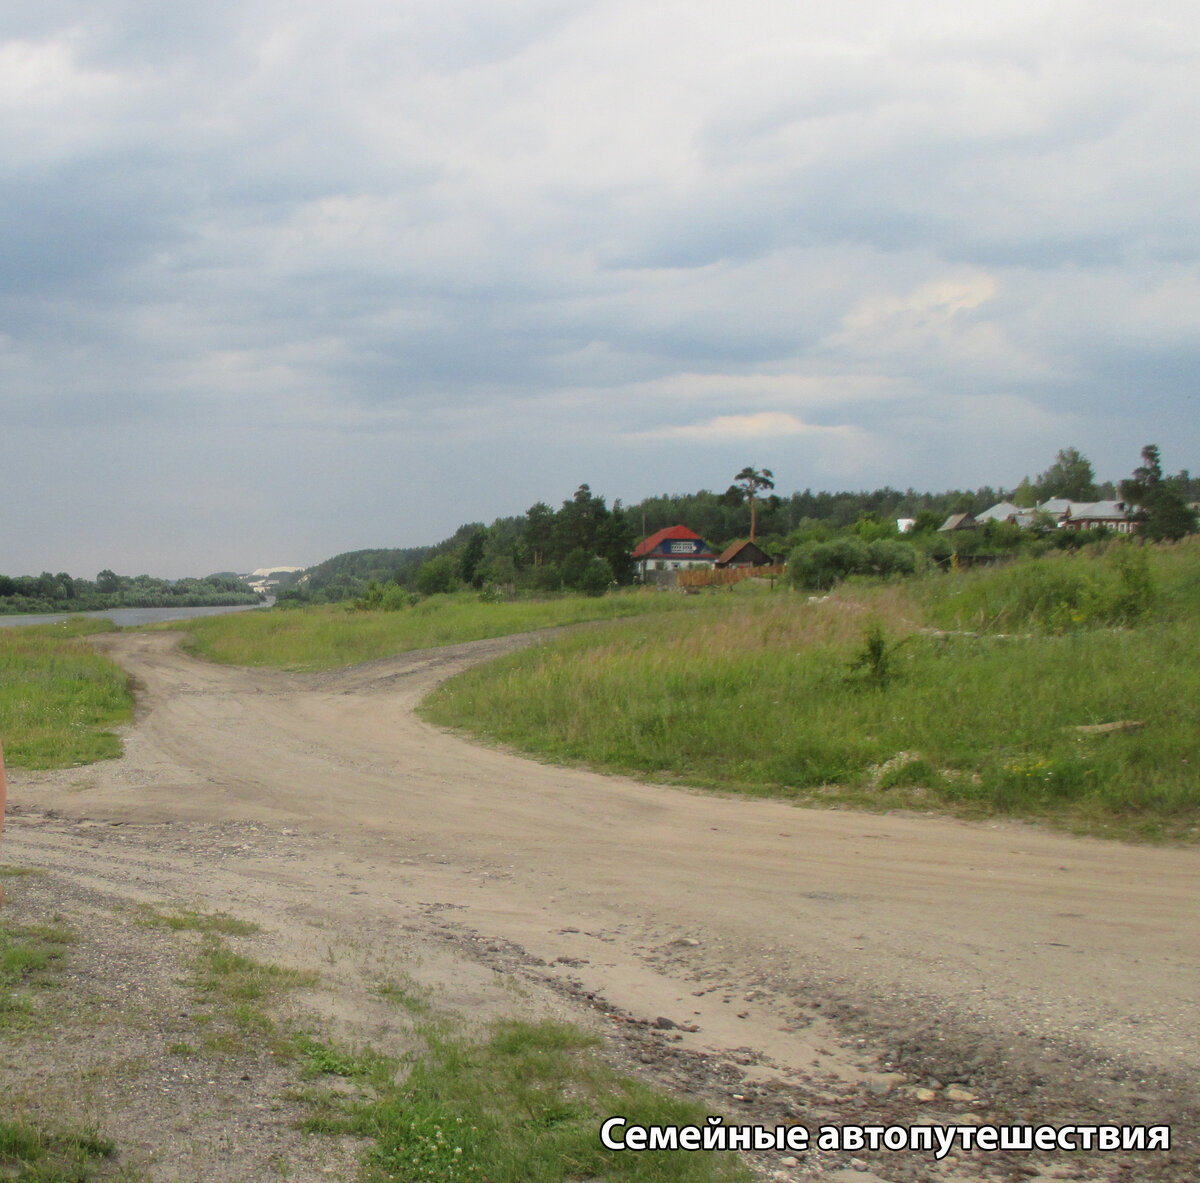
[632,525,720,583]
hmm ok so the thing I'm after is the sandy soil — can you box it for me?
[3,629,1198,1182]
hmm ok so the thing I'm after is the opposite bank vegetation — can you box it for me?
[3,541,1198,841]
[0,569,261,617]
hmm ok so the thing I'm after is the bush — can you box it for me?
[789,537,868,590]
[577,557,615,597]
[560,550,614,596]
[789,536,919,590]
[415,554,458,596]
[867,539,919,577]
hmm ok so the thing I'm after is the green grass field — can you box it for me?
[0,619,132,769]
[176,589,707,670]
[421,542,1200,840]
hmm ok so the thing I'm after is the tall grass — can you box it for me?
[924,543,1161,632]
[0,620,132,769]
[177,589,708,671]
[422,544,1200,839]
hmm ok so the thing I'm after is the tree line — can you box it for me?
[282,446,1197,606]
[0,570,262,615]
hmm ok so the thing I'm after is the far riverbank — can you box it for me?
[0,600,273,629]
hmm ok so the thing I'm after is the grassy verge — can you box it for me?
[294,1021,748,1183]
[175,589,708,671]
[421,543,1200,840]
[0,618,132,769]
[166,921,747,1181]
[1,872,753,1183]
[104,904,748,1182]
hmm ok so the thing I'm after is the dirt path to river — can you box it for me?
[3,630,1198,1182]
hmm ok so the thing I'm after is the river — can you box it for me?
[0,601,272,629]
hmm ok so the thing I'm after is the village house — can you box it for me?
[631,525,719,583]
[1052,500,1137,533]
[975,501,1039,528]
[976,499,1137,533]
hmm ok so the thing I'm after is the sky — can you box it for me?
[3,0,1198,577]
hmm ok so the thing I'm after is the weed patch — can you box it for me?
[183,935,320,1059]
[0,1117,115,1182]
[373,975,434,1017]
[0,918,75,1029]
[133,903,259,936]
[293,1021,748,1183]
[190,934,318,1006]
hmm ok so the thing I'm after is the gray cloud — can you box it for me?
[1,0,1197,575]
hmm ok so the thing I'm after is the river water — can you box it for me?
[0,601,272,629]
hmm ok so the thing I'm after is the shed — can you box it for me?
[715,539,774,568]
[938,512,977,532]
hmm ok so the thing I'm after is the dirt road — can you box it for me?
[5,630,1199,1181]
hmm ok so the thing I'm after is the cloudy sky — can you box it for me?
[3,0,1198,577]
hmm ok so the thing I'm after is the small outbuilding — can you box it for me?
[938,512,977,532]
[715,539,774,568]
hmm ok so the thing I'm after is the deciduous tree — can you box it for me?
[1034,447,1098,502]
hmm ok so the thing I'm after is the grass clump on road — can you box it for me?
[0,1118,115,1182]
[175,590,704,671]
[422,542,1200,840]
[296,1020,749,1183]
[133,903,260,936]
[0,618,131,769]
[1,917,76,1029]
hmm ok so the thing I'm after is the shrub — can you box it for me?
[415,554,458,596]
[867,539,919,577]
[560,549,614,595]
[789,536,918,589]
[847,623,909,689]
[789,537,869,590]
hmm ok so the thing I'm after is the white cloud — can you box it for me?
[641,412,864,442]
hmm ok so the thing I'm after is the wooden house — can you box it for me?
[632,525,719,583]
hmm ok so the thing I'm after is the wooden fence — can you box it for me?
[677,565,787,589]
